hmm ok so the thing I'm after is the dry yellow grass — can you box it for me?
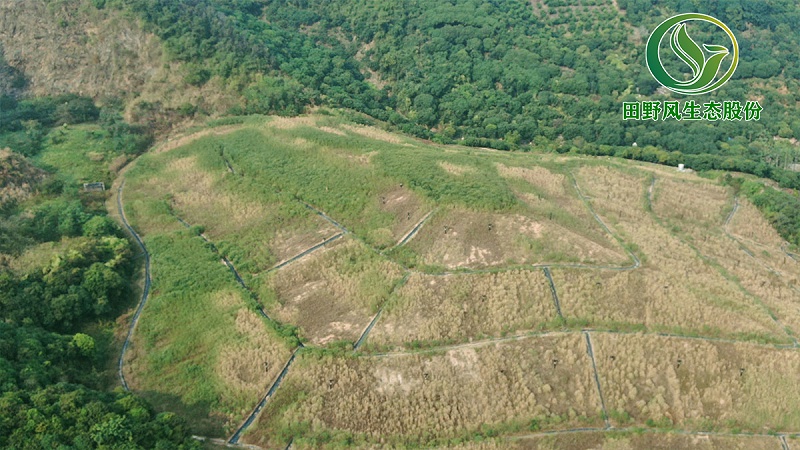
[552,267,784,341]
[243,334,604,448]
[370,270,557,347]
[593,333,800,432]
[267,116,319,129]
[287,431,783,450]
[496,164,567,199]
[269,226,341,265]
[342,123,404,144]
[651,178,730,226]
[503,432,783,450]
[266,237,405,345]
[154,125,242,154]
[439,161,477,176]
[6,237,82,274]
[213,297,293,420]
[129,153,335,271]
[564,166,787,343]
[0,148,45,204]
[335,150,377,167]
[634,161,705,181]
[124,289,292,435]
[318,126,347,136]
[164,156,270,228]
[374,185,433,245]
[497,163,621,241]
[653,191,800,340]
[729,197,788,248]
[406,207,626,269]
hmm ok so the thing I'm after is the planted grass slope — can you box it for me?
[120,229,293,436]
[552,165,789,344]
[651,178,800,340]
[369,270,558,349]
[118,115,800,445]
[593,333,800,431]
[246,335,604,449]
[266,236,405,345]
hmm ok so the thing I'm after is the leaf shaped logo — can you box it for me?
[671,23,704,80]
[646,14,739,95]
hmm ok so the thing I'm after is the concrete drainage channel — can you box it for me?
[228,349,303,445]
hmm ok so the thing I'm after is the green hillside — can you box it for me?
[116,115,800,448]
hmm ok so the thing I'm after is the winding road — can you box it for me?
[116,182,151,392]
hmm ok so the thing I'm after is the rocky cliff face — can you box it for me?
[0,0,163,98]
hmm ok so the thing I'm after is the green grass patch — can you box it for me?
[33,125,121,185]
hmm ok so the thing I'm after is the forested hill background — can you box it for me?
[122,0,800,181]
[3,1,800,185]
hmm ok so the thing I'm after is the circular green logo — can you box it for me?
[646,13,739,96]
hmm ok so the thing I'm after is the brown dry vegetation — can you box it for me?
[551,267,784,342]
[0,0,240,117]
[342,123,406,144]
[7,237,81,274]
[439,161,477,176]
[124,289,292,435]
[370,270,557,347]
[375,185,434,245]
[651,178,730,227]
[406,206,625,269]
[558,166,788,343]
[0,148,45,205]
[116,117,800,445]
[243,334,604,448]
[213,301,294,419]
[267,116,319,130]
[129,153,335,271]
[728,198,786,248]
[153,125,243,154]
[651,179,800,340]
[318,126,347,136]
[0,0,161,97]
[288,431,784,449]
[265,237,405,345]
[498,162,626,254]
[593,333,800,432]
[504,432,783,450]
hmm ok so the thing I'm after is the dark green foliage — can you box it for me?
[0,236,132,331]
[0,322,96,392]
[0,383,200,449]
[0,94,150,158]
[572,143,800,191]
[0,94,98,134]
[243,76,309,116]
[21,199,91,242]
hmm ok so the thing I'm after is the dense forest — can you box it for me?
[0,94,198,447]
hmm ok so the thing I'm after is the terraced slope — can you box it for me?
[114,114,800,448]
